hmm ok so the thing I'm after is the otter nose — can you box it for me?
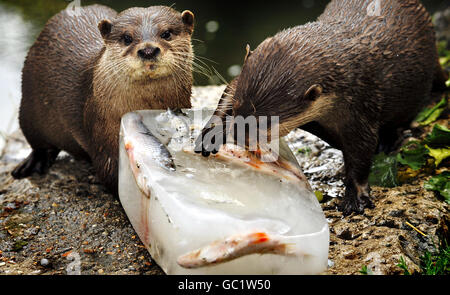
[138,46,161,60]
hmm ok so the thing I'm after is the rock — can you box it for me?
[0,85,448,275]
[40,258,50,267]
[336,228,355,241]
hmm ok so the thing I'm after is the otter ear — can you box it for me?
[182,10,195,34]
[304,84,323,101]
[98,19,113,39]
[244,44,253,63]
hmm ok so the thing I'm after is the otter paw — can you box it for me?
[194,127,223,157]
[11,149,59,179]
[338,194,375,216]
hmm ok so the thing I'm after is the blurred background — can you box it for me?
[0,0,448,150]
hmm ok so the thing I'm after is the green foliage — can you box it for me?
[396,141,429,171]
[359,265,373,275]
[314,191,324,203]
[369,153,399,188]
[415,98,447,126]
[426,146,450,167]
[12,240,28,252]
[420,244,450,275]
[424,172,450,204]
[397,256,411,275]
[437,40,450,58]
[370,123,449,205]
[424,124,450,167]
[424,124,450,148]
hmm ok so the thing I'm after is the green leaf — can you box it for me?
[424,172,450,204]
[397,256,411,276]
[420,246,450,275]
[359,265,373,275]
[437,40,450,58]
[314,191,324,202]
[421,108,445,126]
[396,141,429,171]
[440,56,450,68]
[426,145,450,167]
[415,97,447,125]
[369,153,399,188]
[424,124,450,148]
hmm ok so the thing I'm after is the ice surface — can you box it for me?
[118,110,329,275]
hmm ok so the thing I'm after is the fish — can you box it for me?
[118,110,329,275]
[177,232,298,269]
[184,143,311,185]
[121,112,175,197]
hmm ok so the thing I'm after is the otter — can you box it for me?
[12,5,195,195]
[196,0,448,215]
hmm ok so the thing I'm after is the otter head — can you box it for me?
[229,37,334,143]
[197,32,335,156]
[98,6,195,81]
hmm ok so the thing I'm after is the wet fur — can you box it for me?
[201,0,448,215]
[13,5,194,194]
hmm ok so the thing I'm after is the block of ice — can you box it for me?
[118,110,329,275]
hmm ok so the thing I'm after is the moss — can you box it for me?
[12,240,28,252]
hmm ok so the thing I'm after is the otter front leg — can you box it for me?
[195,79,237,156]
[338,128,378,216]
[12,148,60,179]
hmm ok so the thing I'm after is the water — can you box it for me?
[0,0,447,150]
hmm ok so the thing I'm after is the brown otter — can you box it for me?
[12,4,195,195]
[196,0,448,215]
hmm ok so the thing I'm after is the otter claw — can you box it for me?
[194,126,224,157]
[338,194,375,216]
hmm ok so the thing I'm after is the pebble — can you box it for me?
[337,228,354,240]
[327,260,335,268]
[40,258,50,267]
[5,202,18,211]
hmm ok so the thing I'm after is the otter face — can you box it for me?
[230,39,328,140]
[98,6,194,81]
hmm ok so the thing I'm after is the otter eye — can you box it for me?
[160,30,172,40]
[122,34,133,46]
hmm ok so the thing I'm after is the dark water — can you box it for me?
[1,0,448,85]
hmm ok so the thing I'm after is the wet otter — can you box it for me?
[197,0,448,215]
[12,5,195,194]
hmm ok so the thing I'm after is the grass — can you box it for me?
[397,256,411,275]
[359,265,373,275]
[395,243,450,275]
[420,243,450,275]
